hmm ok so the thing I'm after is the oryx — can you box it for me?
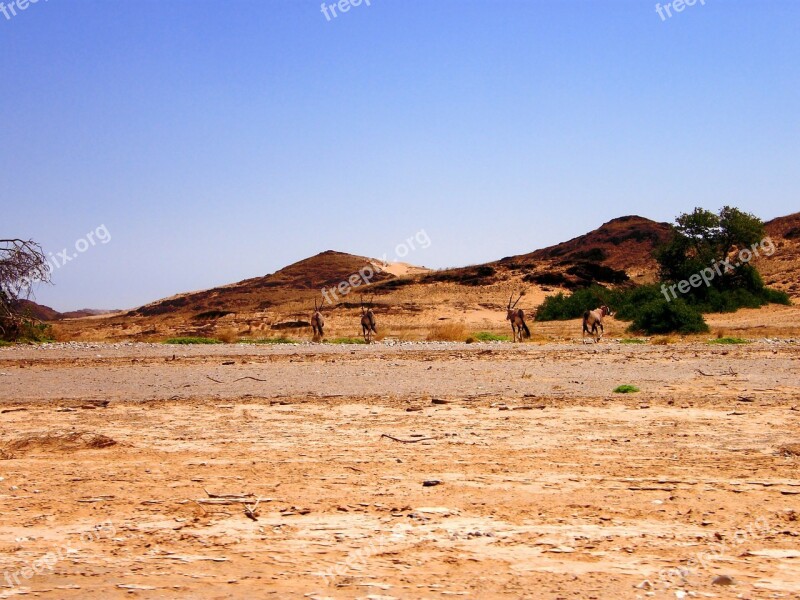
[360,295,377,343]
[582,305,612,343]
[506,292,531,342]
[311,298,325,340]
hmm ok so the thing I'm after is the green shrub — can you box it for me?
[163,337,223,344]
[620,338,646,344]
[628,298,708,335]
[15,320,54,343]
[762,288,792,306]
[535,286,610,321]
[613,384,640,393]
[473,331,511,342]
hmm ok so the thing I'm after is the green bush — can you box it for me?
[534,284,664,322]
[613,384,640,393]
[17,320,54,343]
[535,286,610,321]
[628,298,708,335]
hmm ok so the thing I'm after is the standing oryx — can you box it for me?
[506,292,531,342]
[582,305,612,343]
[360,295,377,343]
[311,298,325,340]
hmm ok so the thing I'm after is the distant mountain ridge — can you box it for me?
[27,211,800,326]
[12,300,117,321]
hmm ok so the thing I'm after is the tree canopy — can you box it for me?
[0,238,51,339]
[657,206,765,293]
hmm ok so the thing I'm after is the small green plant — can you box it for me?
[708,337,750,345]
[163,337,223,345]
[328,337,367,345]
[613,384,640,394]
[620,338,646,344]
[472,331,511,342]
[239,337,295,344]
[0,340,13,347]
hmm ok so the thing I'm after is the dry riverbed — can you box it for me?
[0,341,799,599]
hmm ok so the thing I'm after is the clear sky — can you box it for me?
[2,0,798,311]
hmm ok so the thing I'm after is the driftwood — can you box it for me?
[205,375,268,384]
[243,499,260,522]
[380,434,437,443]
[197,488,271,521]
[696,367,738,377]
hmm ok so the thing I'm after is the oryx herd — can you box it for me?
[308,292,613,344]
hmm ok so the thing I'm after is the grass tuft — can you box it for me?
[164,337,223,345]
[327,337,367,345]
[620,338,646,344]
[472,331,511,342]
[239,337,295,344]
[613,384,640,394]
[707,337,750,345]
[0,340,13,347]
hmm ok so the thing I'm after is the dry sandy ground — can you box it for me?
[1,341,799,599]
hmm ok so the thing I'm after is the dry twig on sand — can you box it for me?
[380,433,437,443]
[696,367,738,377]
[205,375,268,384]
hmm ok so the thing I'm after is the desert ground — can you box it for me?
[1,318,799,600]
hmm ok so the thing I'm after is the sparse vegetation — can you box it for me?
[565,262,629,285]
[327,337,367,344]
[371,278,414,291]
[163,337,223,344]
[426,323,467,341]
[0,340,12,347]
[708,337,750,345]
[193,310,234,320]
[523,272,570,286]
[472,331,510,342]
[613,384,640,393]
[620,338,646,344]
[423,266,497,286]
[239,337,295,344]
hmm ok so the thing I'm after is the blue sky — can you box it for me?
[2,0,798,311]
